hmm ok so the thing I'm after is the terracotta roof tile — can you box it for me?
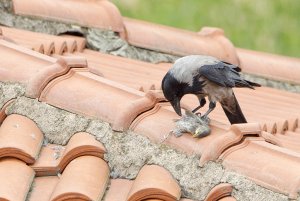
[73,49,170,92]
[12,0,125,33]
[0,39,70,98]
[0,114,43,164]
[0,26,86,55]
[220,137,300,199]
[104,179,134,201]
[49,156,109,201]
[32,132,106,176]
[204,183,233,201]
[0,158,35,201]
[237,48,300,84]
[218,197,236,201]
[39,68,162,131]
[123,17,239,64]
[29,176,60,201]
[0,99,15,124]
[127,165,181,201]
[130,101,262,165]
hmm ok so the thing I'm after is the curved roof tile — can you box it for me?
[0,114,43,164]
[12,0,125,33]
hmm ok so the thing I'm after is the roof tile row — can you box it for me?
[12,0,125,33]
[0,113,184,201]
[0,26,86,55]
[1,14,300,200]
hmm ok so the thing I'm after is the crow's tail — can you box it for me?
[221,93,247,124]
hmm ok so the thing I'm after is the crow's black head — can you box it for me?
[161,72,189,116]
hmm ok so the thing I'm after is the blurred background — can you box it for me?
[112,0,299,58]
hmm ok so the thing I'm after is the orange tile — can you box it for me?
[32,132,106,176]
[0,114,43,164]
[104,179,134,201]
[0,39,70,98]
[12,0,125,33]
[123,18,239,64]
[218,197,236,201]
[237,48,300,85]
[39,68,162,131]
[73,49,169,92]
[29,176,59,201]
[0,158,35,201]
[49,156,110,201]
[127,165,181,201]
[130,102,262,166]
[0,26,86,55]
[220,137,300,199]
[204,183,233,201]
[0,99,15,124]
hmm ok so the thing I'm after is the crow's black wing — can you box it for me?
[198,62,238,87]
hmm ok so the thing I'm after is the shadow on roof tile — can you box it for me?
[12,0,125,34]
[123,18,239,65]
[0,158,35,201]
[0,114,43,164]
[220,137,300,199]
[39,69,163,131]
[32,132,106,176]
[0,99,15,124]
[49,156,109,201]
[237,48,300,85]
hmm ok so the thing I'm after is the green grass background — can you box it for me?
[112,0,299,58]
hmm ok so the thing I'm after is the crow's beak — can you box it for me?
[170,97,182,116]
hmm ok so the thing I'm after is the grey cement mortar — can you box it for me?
[2,95,291,200]
[0,81,25,109]
[221,172,291,201]
[6,96,90,145]
[86,28,178,63]
[241,73,300,94]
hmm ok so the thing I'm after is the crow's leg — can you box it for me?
[192,97,206,113]
[201,101,216,119]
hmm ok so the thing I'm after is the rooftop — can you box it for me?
[0,0,300,201]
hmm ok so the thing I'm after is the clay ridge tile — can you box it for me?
[74,49,169,92]
[0,26,86,55]
[127,165,181,201]
[123,17,239,64]
[236,48,300,85]
[0,39,71,98]
[39,68,162,131]
[220,137,300,199]
[0,158,35,201]
[0,114,43,164]
[49,156,110,201]
[130,101,262,166]
[32,132,106,176]
[12,0,125,33]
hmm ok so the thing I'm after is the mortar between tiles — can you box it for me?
[2,90,293,201]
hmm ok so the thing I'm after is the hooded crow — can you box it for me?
[161,55,260,124]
